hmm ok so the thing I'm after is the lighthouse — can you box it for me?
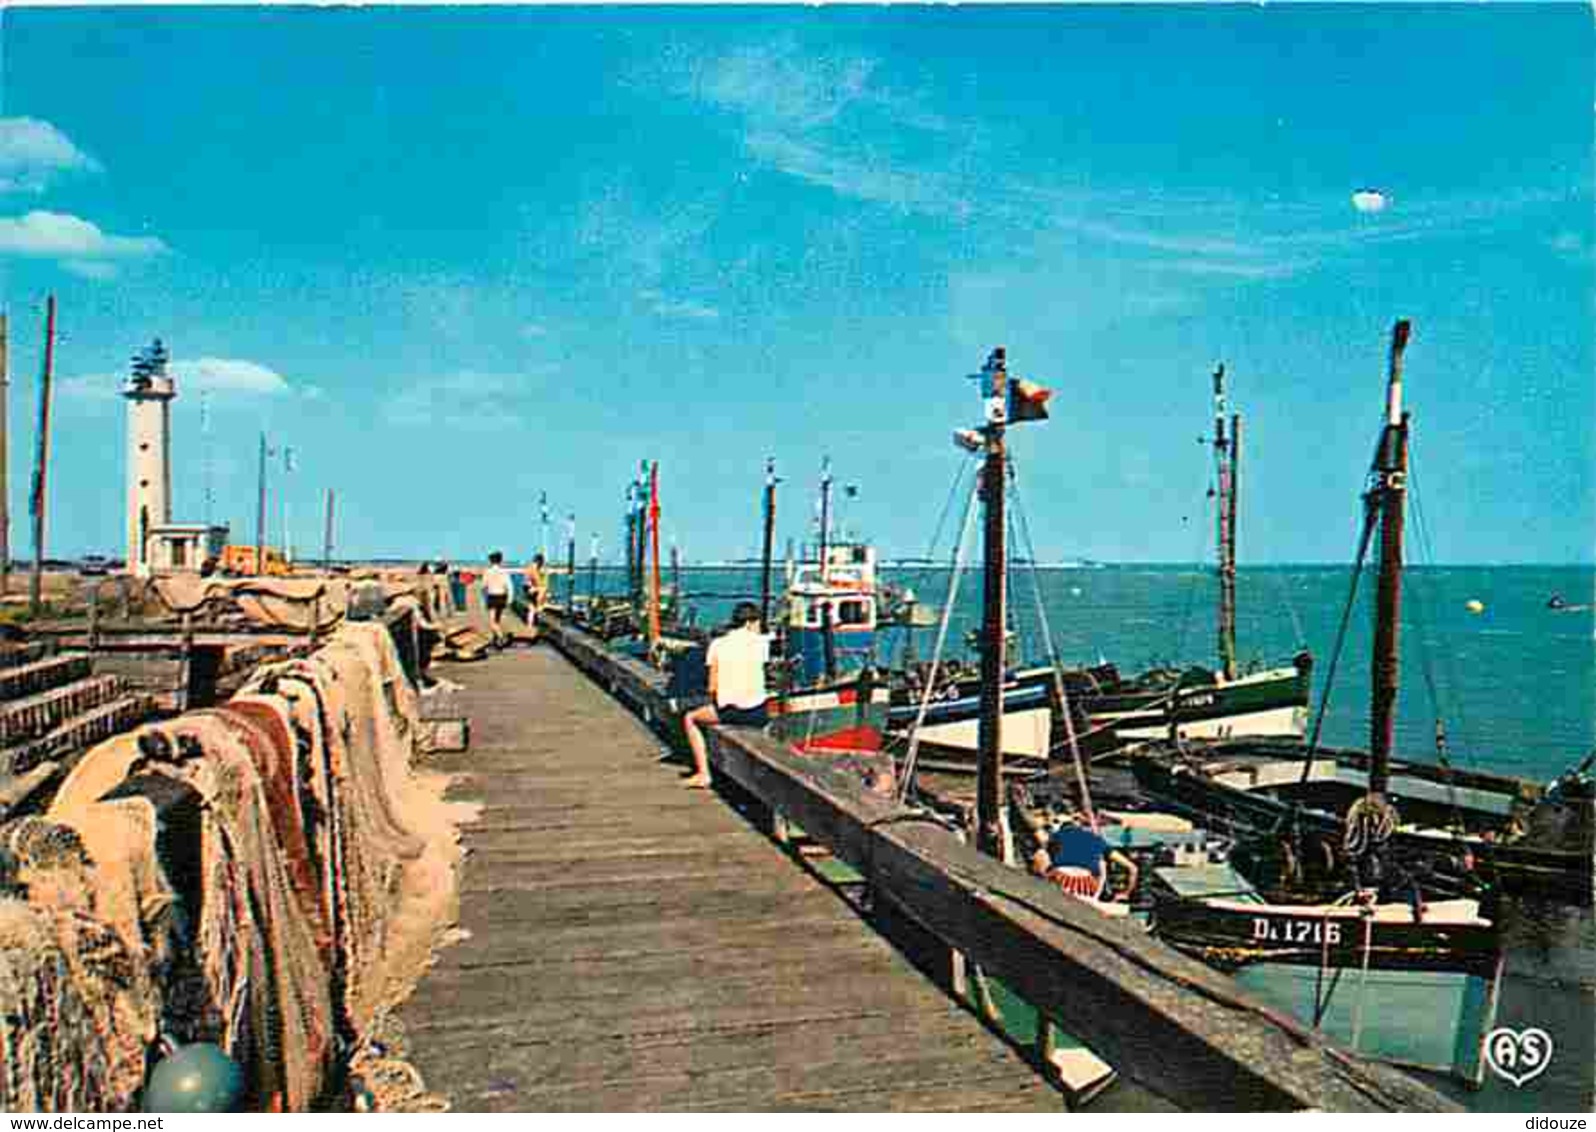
[123,340,175,576]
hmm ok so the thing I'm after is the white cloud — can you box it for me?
[639,289,718,321]
[696,42,876,131]
[1351,189,1389,214]
[385,370,548,431]
[59,356,291,402]
[0,210,167,276]
[1548,230,1591,262]
[186,358,290,395]
[62,259,119,281]
[0,118,101,193]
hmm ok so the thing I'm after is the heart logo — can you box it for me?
[1484,1026,1555,1088]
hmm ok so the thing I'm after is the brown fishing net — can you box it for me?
[0,620,471,1111]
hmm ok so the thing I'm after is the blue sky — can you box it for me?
[0,4,1589,564]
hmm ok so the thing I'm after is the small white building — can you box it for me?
[146,522,229,574]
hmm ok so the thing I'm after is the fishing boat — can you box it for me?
[766,460,894,755]
[1131,321,1596,907]
[1144,859,1505,1087]
[884,363,1312,763]
[1147,863,1499,977]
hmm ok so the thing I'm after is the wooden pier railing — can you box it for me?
[543,614,1458,1114]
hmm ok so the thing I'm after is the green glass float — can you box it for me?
[144,1043,244,1113]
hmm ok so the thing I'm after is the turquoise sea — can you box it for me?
[577,561,1594,1110]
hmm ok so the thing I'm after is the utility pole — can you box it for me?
[976,346,1009,863]
[322,488,336,569]
[281,446,294,568]
[28,296,55,614]
[0,311,10,597]
[255,431,268,575]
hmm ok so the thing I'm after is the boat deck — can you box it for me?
[398,645,1063,1111]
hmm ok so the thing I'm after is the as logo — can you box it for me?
[1484,1026,1554,1087]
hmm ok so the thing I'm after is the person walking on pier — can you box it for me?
[682,601,770,788]
[482,551,515,648]
[525,553,550,632]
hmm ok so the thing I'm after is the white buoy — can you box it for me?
[1465,599,1485,614]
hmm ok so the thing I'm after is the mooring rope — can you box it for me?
[896,474,983,805]
[1007,464,1097,830]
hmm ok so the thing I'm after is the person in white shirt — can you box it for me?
[481,551,515,648]
[682,601,769,788]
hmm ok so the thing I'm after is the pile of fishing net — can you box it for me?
[0,621,474,1111]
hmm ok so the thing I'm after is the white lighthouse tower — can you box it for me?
[123,340,175,577]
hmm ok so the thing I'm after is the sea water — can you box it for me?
[596,563,1595,1109]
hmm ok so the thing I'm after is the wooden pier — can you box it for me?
[399,645,1066,1111]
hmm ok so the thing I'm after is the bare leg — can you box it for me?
[490,606,505,646]
[682,704,718,786]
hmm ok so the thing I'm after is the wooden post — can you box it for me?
[87,581,99,651]
[28,296,55,615]
[177,611,194,711]
[976,346,1009,861]
[0,311,9,598]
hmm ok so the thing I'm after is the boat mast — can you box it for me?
[976,346,1009,862]
[818,456,832,580]
[648,461,662,646]
[1369,320,1412,796]
[565,511,577,611]
[1213,364,1238,681]
[759,458,777,631]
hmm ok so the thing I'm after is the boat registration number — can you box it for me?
[1182,693,1216,708]
[1252,917,1342,945]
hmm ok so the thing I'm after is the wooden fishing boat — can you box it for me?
[883,363,1312,763]
[1147,864,1499,977]
[1131,322,1596,907]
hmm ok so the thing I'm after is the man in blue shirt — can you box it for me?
[1028,814,1139,901]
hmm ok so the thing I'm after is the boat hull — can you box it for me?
[885,660,1310,759]
[1132,752,1596,907]
[1150,893,1501,977]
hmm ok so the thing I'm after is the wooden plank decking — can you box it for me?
[399,645,1063,1112]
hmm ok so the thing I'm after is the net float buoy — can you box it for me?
[1465,599,1485,614]
[144,1042,244,1113]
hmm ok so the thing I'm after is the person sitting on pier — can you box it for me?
[482,551,514,649]
[681,601,770,789]
[1029,813,1139,902]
